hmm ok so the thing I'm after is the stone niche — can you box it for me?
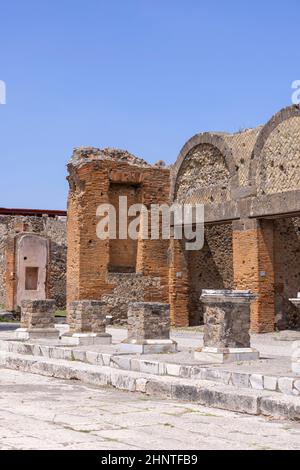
[6,233,50,312]
[120,302,177,354]
[195,290,259,363]
[15,299,59,340]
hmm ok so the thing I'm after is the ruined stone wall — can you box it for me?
[67,147,170,324]
[102,273,161,325]
[188,223,233,325]
[0,215,67,309]
[274,217,300,330]
[175,143,230,204]
[257,116,300,196]
[170,105,300,332]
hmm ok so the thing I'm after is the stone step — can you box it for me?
[0,339,299,398]
[0,350,300,421]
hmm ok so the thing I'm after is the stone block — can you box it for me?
[195,290,259,363]
[231,372,250,388]
[195,347,259,364]
[16,299,59,340]
[127,302,171,341]
[294,379,300,392]
[263,376,278,391]
[165,363,181,377]
[110,355,131,371]
[250,374,264,390]
[62,332,112,346]
[201,290,255,348]
[67,300,108,334]
[278,377,294,395]
[200,368,231,385]
[121,302,177,354]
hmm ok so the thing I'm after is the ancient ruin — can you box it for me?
[0,209,67,314]
[194,290,259,363]
[63,300,112,345]
[65,104,300,334]
[15,299,59,340]
[121,302,177,354]
[66,147,170,326]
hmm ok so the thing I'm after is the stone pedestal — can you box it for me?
[63,300,112,345]
[15,299,59,340]
[194,290,259,363]
[120,302,177,354]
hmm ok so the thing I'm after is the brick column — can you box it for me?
[63,300,112,345]
[169,237,189,327]
[5,236,16,312]
[232,218,275,333]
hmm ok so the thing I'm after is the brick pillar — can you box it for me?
[169,237,189,327]
[68,300,107,334]
[5,236,16,311]
[232,218,275,333]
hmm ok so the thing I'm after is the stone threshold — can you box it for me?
[0,350,300,421]
[0,339,299,398]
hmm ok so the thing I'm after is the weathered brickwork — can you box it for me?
[171,105,300,333]
[20,299,56,329]
[127,302,170,341]
[68,300,107,334]
[67,147,170,324]
[0,215,67,311]
[273,217,300,330]
[232,219,275,333]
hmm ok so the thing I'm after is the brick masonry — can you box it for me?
[66,147,170,324]
[170,105,300,332]
[4,105,298,335]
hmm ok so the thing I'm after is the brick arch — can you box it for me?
[249,105,300,193]
[171,132,238,203]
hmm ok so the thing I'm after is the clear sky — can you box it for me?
[0,0,299,209]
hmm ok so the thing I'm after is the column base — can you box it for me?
[194,347,259,364]
[62,332,112,346]
[119,339,177,354]
[15,328,60,341]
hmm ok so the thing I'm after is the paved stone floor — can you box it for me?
[0,368,300,450]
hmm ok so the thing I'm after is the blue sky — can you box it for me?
[0,0,299,209]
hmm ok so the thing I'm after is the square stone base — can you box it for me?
[62,332,112,346]
[194,347,259,364]
[119,339,177,354]
[15,328,60,341]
